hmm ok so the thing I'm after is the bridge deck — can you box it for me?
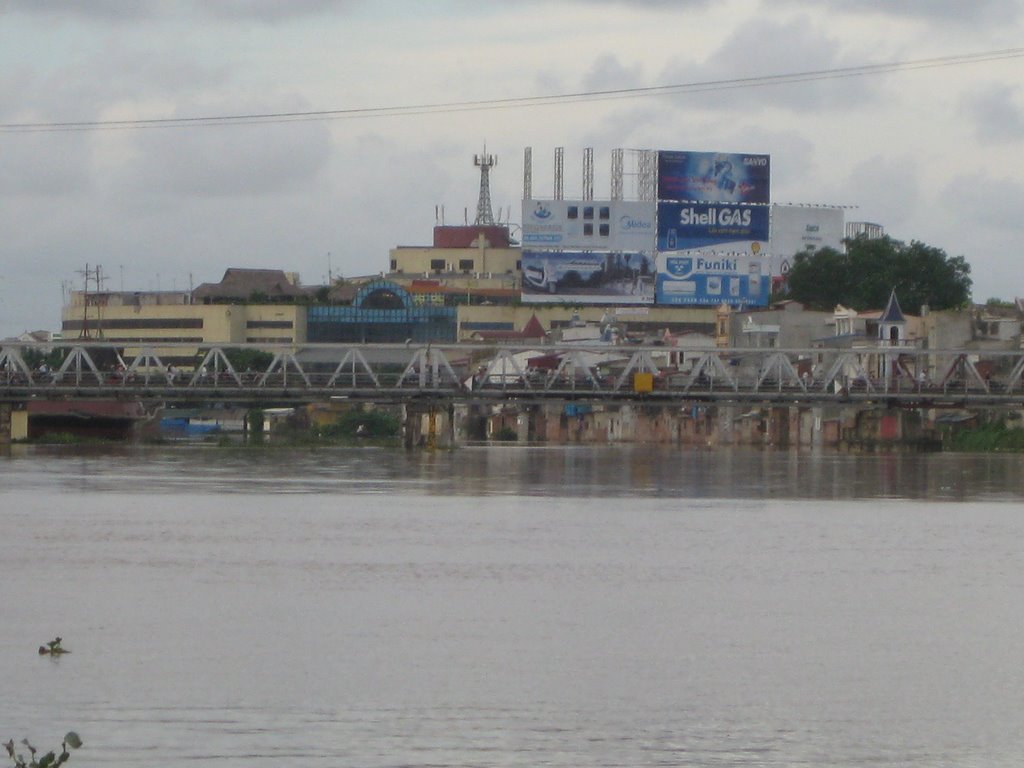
[2,341,1022,407]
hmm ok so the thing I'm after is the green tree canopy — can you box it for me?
[783,235,972,312]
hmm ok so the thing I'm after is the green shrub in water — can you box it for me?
[4,733,81,768]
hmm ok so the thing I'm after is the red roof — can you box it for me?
[433,225,512,248]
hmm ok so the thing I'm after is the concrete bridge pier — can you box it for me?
[0,403,28,445]
[403,402,455,449]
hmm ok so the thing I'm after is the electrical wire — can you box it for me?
[1,47,1022,133]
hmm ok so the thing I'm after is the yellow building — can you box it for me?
[61,269,308,366]
[389,225,521,287]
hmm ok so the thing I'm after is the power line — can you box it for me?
[2,47,1022,133]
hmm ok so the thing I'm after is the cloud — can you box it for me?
[961,84,1024,143]
[940,173,1024,232]
[108,112,332,201]
[556,0,711,5]
[655,15,877,113]
[1,0,360,22]
[0,132,93,196]
[581,54,646,94]
[0,0,166,21]
[842,155,922,230]
[771,0,1021,25]
[196,0,359,22]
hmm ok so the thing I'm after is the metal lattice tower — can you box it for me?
[523,146,533,201]
[611,148,624,200]
[637,149,657,202]
[583,147,594,201]
[473,149,497,225]
[554,147,564,200]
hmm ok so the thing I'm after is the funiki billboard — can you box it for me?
[522,199,656,251]
[658,150,770,204]
[656,251,770,307]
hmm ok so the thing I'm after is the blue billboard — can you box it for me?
[655,253,769,307]
[657,202,769,250]
[658,151,770,204]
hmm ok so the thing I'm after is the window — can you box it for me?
[599,206,610,219]
[599,223,610,237]
[459,259,474,272]
[583,223,594,236]
[567,206,579,219]
[583,206,594,219]
[390,259,397,271]
[246,320,293,329]
[430,259,445,272]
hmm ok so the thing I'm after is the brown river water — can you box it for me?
[3,444,1024,766]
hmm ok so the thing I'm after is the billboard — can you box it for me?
[521,249,655,305]
[657,202,769,250]
[522,200,656,251]
[658,150,770,204]
[655,251,770,307]
[769,205,845,267]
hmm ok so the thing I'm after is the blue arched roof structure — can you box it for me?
[352,279,413,309]
[307,279,455,343]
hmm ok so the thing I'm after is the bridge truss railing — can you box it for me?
[2,341,1024,403]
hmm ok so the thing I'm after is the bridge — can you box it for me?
[2,340,1023,408]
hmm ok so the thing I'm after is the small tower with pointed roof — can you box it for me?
[878,289,906,345]
[878,289,907,381]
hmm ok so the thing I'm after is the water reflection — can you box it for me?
[2,443,1023,501]
[3,444,1024,766]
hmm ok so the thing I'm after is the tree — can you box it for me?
[784,235,972,312]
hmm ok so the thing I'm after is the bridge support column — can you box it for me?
[403,402,455,449]
[0,403,26,444]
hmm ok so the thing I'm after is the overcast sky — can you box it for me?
[2,0,1023,335]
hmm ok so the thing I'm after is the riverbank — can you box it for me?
[9,400,1024,453]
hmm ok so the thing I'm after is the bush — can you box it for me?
[5,733,81,768]
[318,408,400,439]
[947,421,1024,452]
[492,426,517,441]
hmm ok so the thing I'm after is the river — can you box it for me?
[3,444,1024,766]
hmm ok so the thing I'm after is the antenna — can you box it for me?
[473,146,497,225]
[75,263,106,339]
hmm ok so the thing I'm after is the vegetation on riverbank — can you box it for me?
[945,421,1024,452]
[312,407,401,440]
